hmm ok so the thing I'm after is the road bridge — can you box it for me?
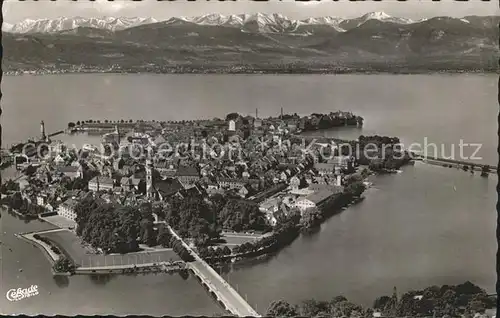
[167,226,261,317]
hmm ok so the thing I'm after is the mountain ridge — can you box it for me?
[3,12,488,34]
[2,13,498,74]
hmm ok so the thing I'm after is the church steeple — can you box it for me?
[145,159,154,199]
[115,125,121,144]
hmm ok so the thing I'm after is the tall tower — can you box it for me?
[280,107,283,119]
[255,108,258,119]
[145,159,153,198]
[40,120,46,141]
[115,125,121,144]
[335,166,342,186]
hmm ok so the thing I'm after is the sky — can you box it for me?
[2,0,499,24]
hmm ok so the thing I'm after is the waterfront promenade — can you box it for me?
[167,225,261,317]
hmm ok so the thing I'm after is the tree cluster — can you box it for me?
[337,135,411,172]
[197,245,232,261]
[164,193,221,247]
[231,213,300,257]
[218,199,269,233]
[59,176,88,191]
[267,296,368,318]
[169,236,195,262]
[301,112,362,132]
[300,207,323,230]
[373,282,495,317]
[267,282,495,318]
[1,192,44,217]
[0,179,20,194]
[52,256,76,274]
[33,234,62,256]
[75,195,148,254]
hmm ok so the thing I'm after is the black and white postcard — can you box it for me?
[0,0,498,317]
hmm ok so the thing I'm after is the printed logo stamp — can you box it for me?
[6,285,39,302]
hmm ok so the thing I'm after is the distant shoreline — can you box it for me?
[3,69,497,76]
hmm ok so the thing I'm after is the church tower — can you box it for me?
[115,125,121,144]
[145,159,154,198]
[335,166,342,186]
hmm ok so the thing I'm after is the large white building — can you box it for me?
[58,198,78,221]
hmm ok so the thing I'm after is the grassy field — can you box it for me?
[40,230,181,267]
[218,232,264,246]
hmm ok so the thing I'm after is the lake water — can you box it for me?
[0,74,496,315]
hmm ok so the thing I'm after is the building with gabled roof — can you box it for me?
[88,176,114,192]
[58,197,79,221]
[155,178,184,201]
[295,190,337,212]
[57,165,83,179]
[176,165,200,187]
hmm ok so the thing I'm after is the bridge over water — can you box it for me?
[167,226,261,317]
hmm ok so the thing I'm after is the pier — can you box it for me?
[48,130,64,138]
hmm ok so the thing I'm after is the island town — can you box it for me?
[0,110,496,318]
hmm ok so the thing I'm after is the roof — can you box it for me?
[120,177,132,185]
[89,176,114,186]
[277,163,298,170]
[304,190,335,204]
[67,190,83,198]
[155,161,171,169]
[314,163,335,170]
[308,184,344,194]
[327,156,351,165]
[218,178,244,183]
[133,171,146,180]
[156,178,184,197]
[57,166,80,173]
[160,169,177,177]
[61,198,78,209]
[176,165,199,177]
[154,135,167,145]
[131,177,143,186]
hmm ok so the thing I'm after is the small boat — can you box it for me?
[19,268,23,272]
[453,186,457,191]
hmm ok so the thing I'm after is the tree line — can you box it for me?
[1,192,44,218]
[266,282,495,318]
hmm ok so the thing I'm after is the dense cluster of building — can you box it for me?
[11,112,361,230]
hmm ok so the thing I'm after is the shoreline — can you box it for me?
[205,194,365,267]
[15,232,60,265]
[3,69,497,76]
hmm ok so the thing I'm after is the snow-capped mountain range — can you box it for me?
[2,17,158,33]
[2,12,420,34]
